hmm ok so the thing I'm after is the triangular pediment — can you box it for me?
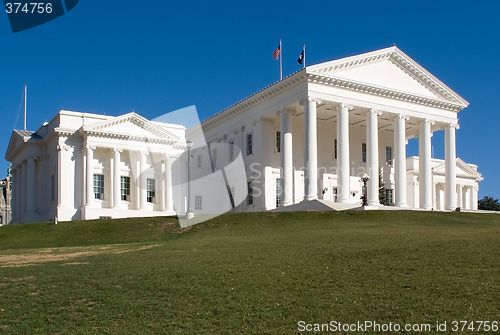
[433,158,482,180]
[308,47,468,108]
[5,130,41,161]
[83,112,179,142]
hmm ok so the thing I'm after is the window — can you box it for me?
[212,148,217,169]
[197,155,202,168]
[276,178,282,207]
[247,133,253,155]
[147,178,155,203]
[385,189,393,205]
[386,146,393,165]
[334,139,337,159]
[247,181,254,206]
[362,143,367,163]
[93,174,104,200]
[121,176,130,201]
[195,195,202,210]
[50,174,55,201]
[229,141,234,161]
[276,131,281,153]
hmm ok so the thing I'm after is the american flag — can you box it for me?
[272,45,281,60]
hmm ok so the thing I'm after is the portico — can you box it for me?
[276,99,461,210]
[196,46,482,212]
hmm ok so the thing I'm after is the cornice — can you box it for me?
[84,130,178,145]
[200,70,307,131]
[307,73,465,112]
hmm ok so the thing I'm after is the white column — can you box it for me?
[140,151,147,210]
[12,168,18,220]
[304,97,318,201]
[471,185,478,210]
[419,120,433,209]
[463,187,471,210]
[366,109,380,206]
[457,185,463,209]
[113,149,121,208]
[164,155,173,212]
[280,108,293,206]
[394,114,408,207]
[26,157,36,213]
[444,123,457,210]
[432,183,437,210]
[22,160,27,216]
[438,185,445,210]
[86,145,94,206]
[337,103,350,203]
[16,166,22,219]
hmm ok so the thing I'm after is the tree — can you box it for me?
[478,196,500,211]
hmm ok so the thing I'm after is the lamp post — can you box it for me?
[361,173,369,206]
[186,139,194,220]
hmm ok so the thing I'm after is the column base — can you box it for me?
[185,212,195,220]
[305,196,318,201]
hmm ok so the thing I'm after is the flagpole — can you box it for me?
[303,44,306,69]
[279,39,283,80]
[24,85,27,131]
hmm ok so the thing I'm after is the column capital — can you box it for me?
[57,145,71,152]
[276,107,296,116]
[365,108,382,116]
[111,148,123,153]
[419,118,436,126]
[392,113,410,121]
[445,122,460,130]
[336,102,354,111]
[299,96,322,106]
[85,144,96,151]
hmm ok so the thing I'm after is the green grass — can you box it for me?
[0,211,499,334]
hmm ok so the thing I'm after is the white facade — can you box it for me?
[188,46,482,212]
[6,110,188,223]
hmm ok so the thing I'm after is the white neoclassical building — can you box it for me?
[6,110,188,223]
[188,46,482,213]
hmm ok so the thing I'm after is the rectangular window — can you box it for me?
[120,176,130,201]
[147,178,155,203]
[229,141,234,161]
[50,174,55,201]
[247,181,254,206]
[197,155,202,168]
[362,143,367,163]
[276,178,282,207]
[93,174,104,200]
[386,189,393,205]
[195,195,202,210]
[212,148,217,169]
[334,139,337,159]
[386,146,393,165]
[247,133,253,156]
[276,131,281,153]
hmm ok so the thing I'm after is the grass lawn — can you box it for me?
[0,211,499,334]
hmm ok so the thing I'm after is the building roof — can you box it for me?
[199,46,469,131]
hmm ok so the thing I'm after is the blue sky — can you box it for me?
[1,1,499,199]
